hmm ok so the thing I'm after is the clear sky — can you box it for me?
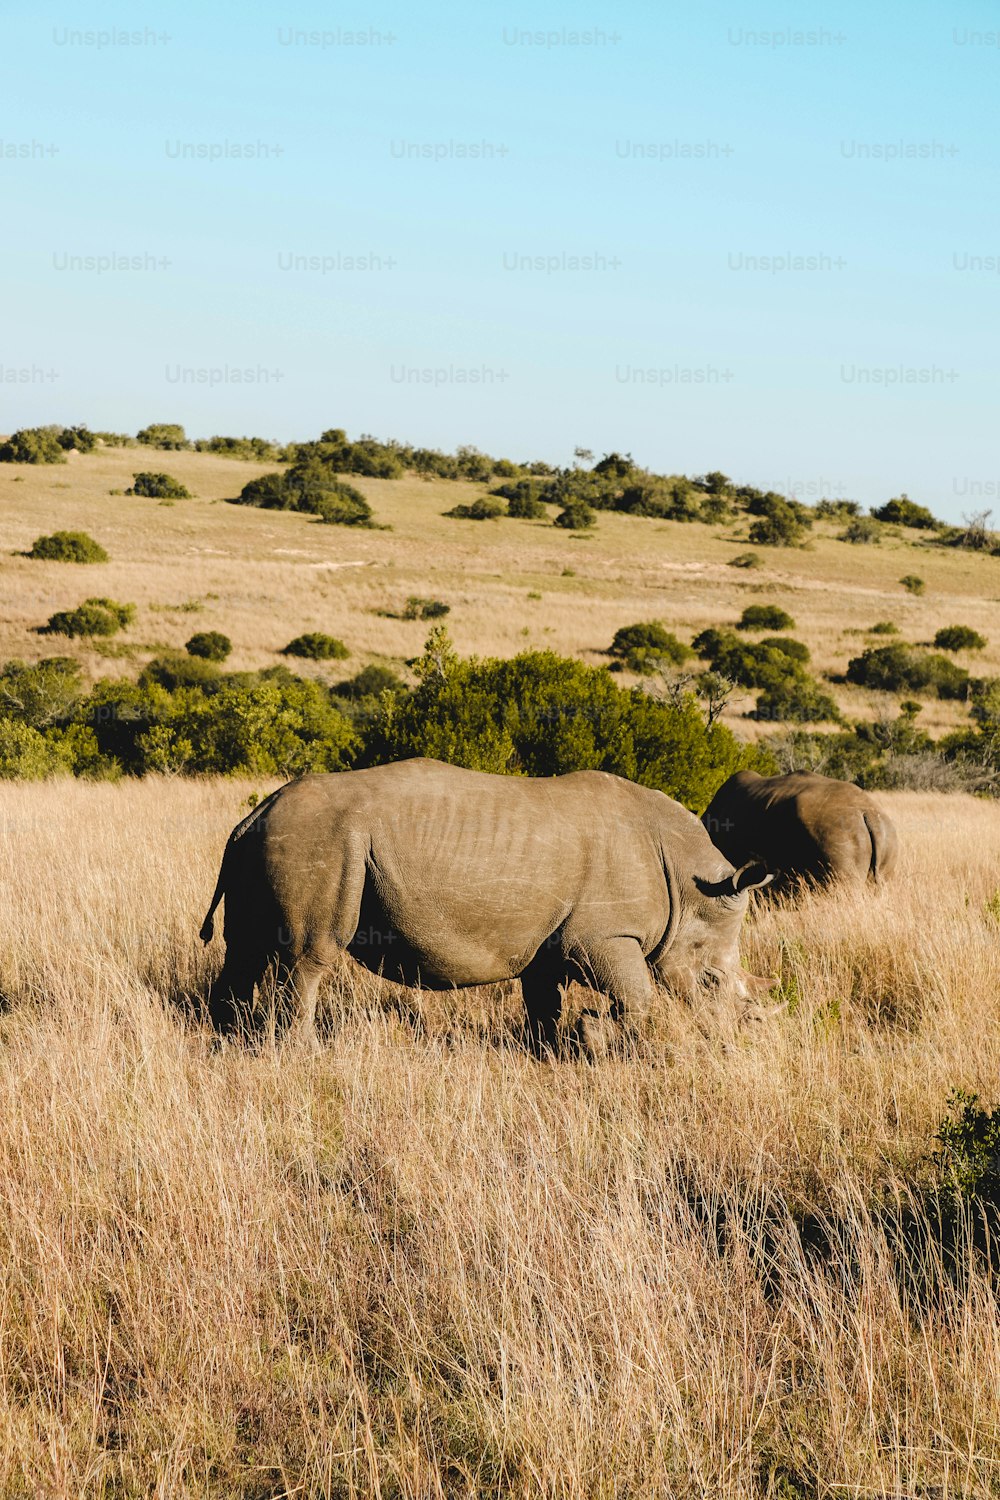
[2,0,997,515]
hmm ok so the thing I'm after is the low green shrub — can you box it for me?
[839,516,882,545]
[186,631,232,662]
[901,574,925,596]
[609,622,693,674]
[0,427,67,464]
[873,495,941,530]
[738,604,795,632]
[0,657,82,727]
[444,498,505,521]
[282,633,349,660]
[746,495,810,547]
[934,625,986,653]
[403,597,450,621]
[27,531,108,563]
[45,598,135,638]
[760,636,810,664]
[869,621,899,635]
[136,423,189,450]
[554,500,595,530]
[0,719,71,779]
[232,461,376,526]
[126,472,191,499]
[728,551,763,569]
[493,479,548,518]
[335,664,407,701]
[846,643,969,699]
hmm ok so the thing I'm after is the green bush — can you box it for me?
[738,604,795,632]
[45,598,135,638]
[313,486,375,527]
[0,657,82,727]
[234,472,289,508]
[935,1090,1000,1203]
[728,551,763,569]
[27,531,108,563]
[554,500,595,530]
[934,625,987,653]
[444,498,505,521]
[746,495,810,547]
[186,631,232,662]
[0,427,67,464]
[126,472,191,499]
[232,462,375,526]
[609,622,692,674]
[846,644,969,700]
[136,423,189,450]
[815,499,861,520]
[901,574,925,596]
[335,664,407,701]
[754,678,841,725]
[77,669,357,777]
[873,494,941,530]
[140,654,222,691]
[502,481,548,519]
[193,435,284,462]
[839,516,882,545]
[282,633,349,661]
[759,636,810,664]
[0,719,71,779]
[693,628,836,723]
[403,597,450,621]
[364,629,765,812]
[869,621,899,635]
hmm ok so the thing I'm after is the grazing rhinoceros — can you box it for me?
[702,769,898,887]
[200,757,773,1050]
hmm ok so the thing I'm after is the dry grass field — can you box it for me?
[4,447,1000,1496]
[2,447,1000,737]
[1,779,1000,1497]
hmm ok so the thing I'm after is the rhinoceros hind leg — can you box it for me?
[520,955,565,1058]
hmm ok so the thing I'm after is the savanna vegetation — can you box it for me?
[2,423,1000,1492]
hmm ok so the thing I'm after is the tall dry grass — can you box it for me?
[0,779,999,1495]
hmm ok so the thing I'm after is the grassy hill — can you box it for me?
[3,444,999,741]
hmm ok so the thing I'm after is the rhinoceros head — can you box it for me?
[654,860,773,1004]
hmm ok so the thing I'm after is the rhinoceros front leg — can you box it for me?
[571,936,654,1055]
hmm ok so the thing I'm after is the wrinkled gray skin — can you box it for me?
[200,758,772,1051]
[702,769,899,887]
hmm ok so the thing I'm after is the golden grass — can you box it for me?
[1,778,1000,1494]
[1,448,998,736]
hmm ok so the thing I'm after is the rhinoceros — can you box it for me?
[702,769,898,886]
[200,758,772,1050]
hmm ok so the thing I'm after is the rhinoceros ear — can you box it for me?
[725,861,772,897]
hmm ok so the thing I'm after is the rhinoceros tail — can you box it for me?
[199,790,281,943]
[863,807,897,885]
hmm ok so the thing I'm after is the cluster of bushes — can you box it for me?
[445,497,505,521]
[609,622,691,675]
[193,435,290,462]
[369,630,764,810]
[693,627,840,724]
[846,643,970,700]
[0,425,96,463]
[233,456,376,528]
[0,632,767,806]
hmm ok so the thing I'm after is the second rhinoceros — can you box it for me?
[200,758,772,1049]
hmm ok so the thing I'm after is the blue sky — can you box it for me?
[2,0,997,515]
